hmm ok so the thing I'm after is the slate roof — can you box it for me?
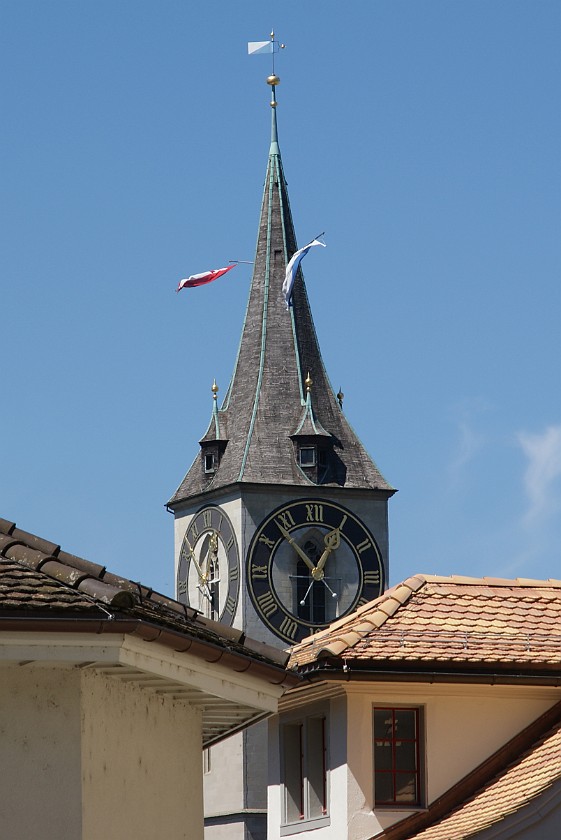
[168,104,393,507]
[289,574,561,671]
[0,516,293,683]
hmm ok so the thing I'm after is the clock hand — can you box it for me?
[202,531,219,583]
[276,522,315,573]
[299,578,314,606]
[312,527,341,579]
[184,536,214,602]
[185,539,207,584]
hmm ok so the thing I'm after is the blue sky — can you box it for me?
[2,1,560,596]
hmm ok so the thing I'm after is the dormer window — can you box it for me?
[299,446,316,467]
[204,453,216,474]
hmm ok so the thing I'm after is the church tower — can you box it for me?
[168,70,394,840]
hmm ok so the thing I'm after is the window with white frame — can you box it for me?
[373,706,423,807]
[281,714,328,829]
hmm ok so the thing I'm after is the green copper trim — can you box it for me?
[237,151,275,481]
[212,397,220,439]
[270,103,280,156]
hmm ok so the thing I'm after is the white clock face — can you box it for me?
[177,506,240,625]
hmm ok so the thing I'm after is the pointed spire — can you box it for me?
[168,83,393,507]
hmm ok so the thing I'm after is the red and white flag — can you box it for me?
[176,264,236,292]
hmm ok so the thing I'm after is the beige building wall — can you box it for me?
[0,664,83,840]
[268,682,561,840]
[81,668,204,840]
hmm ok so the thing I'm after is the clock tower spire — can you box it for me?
[168,61,395,840]
[169,76,393,509]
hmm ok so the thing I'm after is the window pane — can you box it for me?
[395,709,416,740]
[395,773,417,803]
[374,709,394,739]
[395,741,416,772]
[299,447,315,466]
[374,741,393,771]
[283,724,303,823]
[374,772,394,803]
[307,717,327,818]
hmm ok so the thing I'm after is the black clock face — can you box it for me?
[177,506,240,626]
[246,499,384,644]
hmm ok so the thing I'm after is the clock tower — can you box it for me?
[167,74,394,840]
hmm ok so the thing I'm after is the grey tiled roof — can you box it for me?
[169,113,394,506]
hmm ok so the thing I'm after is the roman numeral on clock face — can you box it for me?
[279,616,298,640]
[202,509,212,528]
[256,591,277,618]
[306,503,324,523]
[276,510,295,530]
[363,570,380,585]
[224,596,236,617]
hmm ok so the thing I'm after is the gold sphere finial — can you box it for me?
[305,372,313,394]
[212,379,219,401]
[267,74,280,86]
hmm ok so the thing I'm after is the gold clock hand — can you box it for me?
[186,543,206,583]
[313,528,341,578]
[202,531,219,583]
[276,522,315,573]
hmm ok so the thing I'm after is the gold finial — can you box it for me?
[305,372,313,394]
[212,379,219,401]
[337,387,344,408]
[266,29,285,105]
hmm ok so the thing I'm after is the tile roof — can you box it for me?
[390,701,561,840]
[289,574,561,671]
[0,516,293,682]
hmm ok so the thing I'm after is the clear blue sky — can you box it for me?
[2,1,560,596]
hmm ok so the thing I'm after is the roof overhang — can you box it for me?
[0,619,299,747]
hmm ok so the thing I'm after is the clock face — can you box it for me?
[177,506,240,625]
[246,499,384,644]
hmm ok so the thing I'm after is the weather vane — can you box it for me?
[248,30,286,106]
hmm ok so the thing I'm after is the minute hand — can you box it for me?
[276,523,315,573]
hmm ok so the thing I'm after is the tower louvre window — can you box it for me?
[299,446,316,467]
[204,453,215,473]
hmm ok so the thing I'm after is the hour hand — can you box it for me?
[276,522,315,572]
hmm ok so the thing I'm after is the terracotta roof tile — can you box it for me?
[289,574,561,669]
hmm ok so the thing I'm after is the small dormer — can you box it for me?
[290,373,333,484]
[199,380,228,480]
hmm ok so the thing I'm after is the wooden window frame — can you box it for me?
[373,706,424,808]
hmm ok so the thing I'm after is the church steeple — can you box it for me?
[169,78,393,507]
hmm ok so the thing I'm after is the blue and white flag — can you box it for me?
[248,41,274,55]
[282,239,326,309]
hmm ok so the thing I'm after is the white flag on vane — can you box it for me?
[248,41,274,55]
